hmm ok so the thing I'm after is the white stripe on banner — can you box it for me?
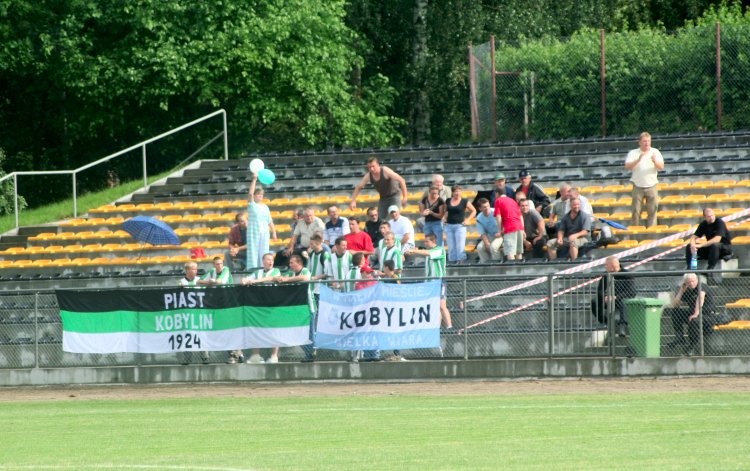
[63,326,311,354]
[316,280,441,350]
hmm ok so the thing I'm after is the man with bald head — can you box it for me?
[685,208,732,270]
[591,256,636,337]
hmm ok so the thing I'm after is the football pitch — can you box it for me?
[1,379,749,470]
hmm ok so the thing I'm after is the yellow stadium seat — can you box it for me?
[706,193,730,203]
[135,203,155,211]
[2,247,26,254]
[729,193,750,202]
[154,202,175,210]
[161,215,183,224]
[182,214,203,223]
[90,205,116,213]
[31,259,55,267]
[105,217,126,225]
[714,179,738,188]
[80,243,103,253]
[28,232,57,241]
[608,212,630,220]
[101,243,124,251]
[609,240,638,249]
[592,197,616,207]
[732,236,750,245]
[51,258,73,266]
[689,180,714,189]
[173,202,196,210]
[174,228,193,236]
[676,209,702,218]
[661,195,685,203]
[202,241,224,248]
[580,185,603,194]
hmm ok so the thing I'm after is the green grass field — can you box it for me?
[2,389,750,470]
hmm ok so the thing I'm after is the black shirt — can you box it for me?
[694,218,731,246]
[365,219,384,245]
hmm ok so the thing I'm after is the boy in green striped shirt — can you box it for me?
[240,252,281,364]
[275,254,316,362]
[325,236,353,292]
[200,256,233,285]
[377,231,403,277]
[408,233,453,329]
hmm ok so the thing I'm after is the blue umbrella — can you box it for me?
[598,217,629,231]
[123,216,180,246]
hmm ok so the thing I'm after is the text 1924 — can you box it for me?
[168,333,202,350]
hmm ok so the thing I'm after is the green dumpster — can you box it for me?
[624,298,665,357]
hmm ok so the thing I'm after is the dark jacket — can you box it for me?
[515,182,551,211]
[592,267,636,324]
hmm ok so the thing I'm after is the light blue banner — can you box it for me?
[316,280,442,351]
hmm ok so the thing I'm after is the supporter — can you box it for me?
[416,175,450,232]
[373,221,398,268]
[419,185,447,247]
[493,193,523,261]
[569,187,594,224]
[274,255,315,362]
[381,260,399,282]
[324,237,353,292]
[354,262,380,362]
[685,208,732,271]
[240,253,281,364]
[490,175,516,206]
[546,183,571,238]
[324,205,350,248]
[246,173,278,269]
[444,185,476,264]
[474,197,503,263]
[664,273,716,355]
[407,234,452,330]
[224,213,248,271]
[547,197,591,261]
[377,232,403,277]
[305,234,329,363]
[177,261,209,365]
[344,217,374,257]
[516,170,551,216]
[364,207,384,246]
[285,207,325,257]
[387,205,415,253]
[624,131,664,227]
[519,198,546,259]
[590,256,636,338]
[289,208,305,252]
[356,265,377,291]
[199,256,233,285]
[350,156,409,219]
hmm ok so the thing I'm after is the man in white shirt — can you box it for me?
[387,205,415,253]
[624,132,664,227]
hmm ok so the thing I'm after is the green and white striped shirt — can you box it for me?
[308,249,331,294]
[377,238,401,265]
[425,246,447,278]
[201,266,233,284]
[246,267,280,281]
[325,251,353,292]
[380,245,403,273]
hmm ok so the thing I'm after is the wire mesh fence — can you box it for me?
[1,269,749,368]
[469,23,750,142]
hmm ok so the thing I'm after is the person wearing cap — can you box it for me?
[350,156,409,220]
[387,205,415,253]
[490,175,515,207]
[516,170,551,217]
[624,131,664,227]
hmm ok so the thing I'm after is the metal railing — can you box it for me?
[1,269,748,369]
[0,109,228,230]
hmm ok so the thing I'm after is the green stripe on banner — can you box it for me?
[60,305,310,334]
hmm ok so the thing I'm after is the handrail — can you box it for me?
[0,109,228,230]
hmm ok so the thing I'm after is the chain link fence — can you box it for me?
[2,269,749,368]
[469,23,750,142]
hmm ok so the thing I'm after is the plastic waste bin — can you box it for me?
[624,298,665,357]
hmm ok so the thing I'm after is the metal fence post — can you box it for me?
[463,278,468,360]
[600,28,607,137]
[716,22,722,131]
[34,292,39,369]
[72,172,78,218]
[142,144,148,187]
[547,274,554,355]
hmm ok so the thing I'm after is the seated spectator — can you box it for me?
[324,205,350,248]
[273,254,315,362]
[490,175,516,206]
[547,197,591,261]
[224,213,248,271]
[519,198,546,259]
[285,207,325,257]
[664,273,716,355]
[493,193,523,261]
[546,183,571,237]
[199,256,233,285]
[387,205,415,253]
[516,170,551,216]
[474,197,503,263]
[364,207,384,246]
[344,217,374,257]
[419,185,446,247]
[685,208,732,270]
[590,256,635,338]
[177,261,208,365]
[569,187,594,224]
[444,185,477,264]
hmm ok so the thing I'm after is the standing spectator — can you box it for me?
[493,194,524,261]
[288,208,306,253]
[306,234,329,362]
[419,185,447,248]
[274,255,315,362]
[324,206,350,248]
[240,253,281,364]
[350,156,409,218]
[520,198,547,259]
[373,221,397,267]
[685,208,732,270]
[387,206,415,253]
[364,207,384,246]
[547,197,591,261]
[247,173,278,269]
[199,256,233,285]
[591,256,636,338]
[344,217,374,257]
[665,273,716,355]
[416,175,451,232]
[490,175,516,206]
[474,198,503,263]
[325,237,353,292]
[444,185,476,264]
[225,213,248,271]
[408,234,453,330]
[516,170,551,216]
[624,131,664,227]
[178,261,209,365]
[286,208,325,257]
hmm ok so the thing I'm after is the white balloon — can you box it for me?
[249,158,265,173]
